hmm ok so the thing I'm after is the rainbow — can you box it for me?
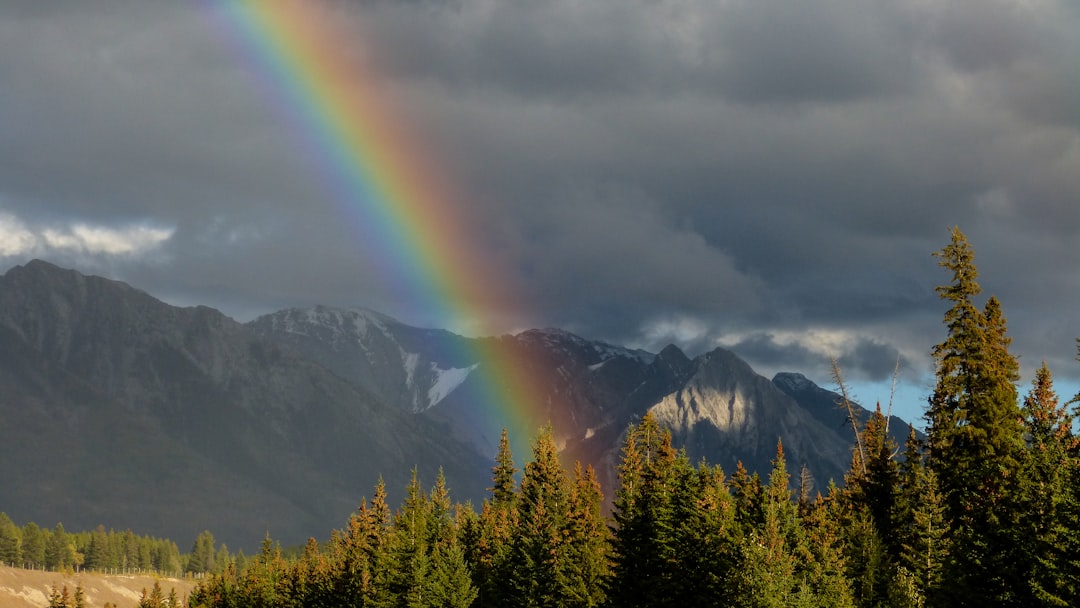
[207,1,549,460]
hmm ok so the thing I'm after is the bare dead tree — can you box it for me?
[831,358,866,477]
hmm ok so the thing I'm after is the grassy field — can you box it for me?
[0,565,197,608]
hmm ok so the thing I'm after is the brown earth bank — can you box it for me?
[0,565,198,608]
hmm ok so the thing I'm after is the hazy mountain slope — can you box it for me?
[0,261,488,548]
[772,371,924,450]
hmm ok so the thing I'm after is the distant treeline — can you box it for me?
[0,516,250,577]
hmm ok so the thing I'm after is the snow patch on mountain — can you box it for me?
[402,351,421,391]
[772,372,819,394]
[428,363,477,408]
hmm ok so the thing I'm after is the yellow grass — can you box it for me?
[0,565,198,608]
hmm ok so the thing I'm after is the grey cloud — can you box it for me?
[2,1,1080,394]
[728,332,907,386]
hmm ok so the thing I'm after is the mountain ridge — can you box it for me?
[0,260,913,549]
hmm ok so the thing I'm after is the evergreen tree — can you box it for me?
[427,540,478,608]
[860,405,900,548]
[185,531,217,575]
[510,426,569,607]
[491,428,518,510]
[608,414,680,608]
[469,428,519,607]
[45,524,73,570]
[730,461,765,535]
[138,581,166,608]
[84,525,108,571]
[562,462,610,607]
[896,442,949,605]
[333,478,395,608]
[840,403,900,607]
[800,493,856,608]
[240,534,285,607]
[21,522,45,569]
[1017,362,1077,605]
[48,585,73,608]
[729,442,800,608]
[677,463,738,605]
[926,227,1025,605]
[0,513,21,566]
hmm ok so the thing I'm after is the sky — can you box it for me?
[2,0,1079,425]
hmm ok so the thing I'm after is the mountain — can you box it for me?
[0,261,914,548]
[0,260,488,548]
[250,305,908,498]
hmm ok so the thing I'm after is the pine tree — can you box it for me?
[729,441,800,608]
[561,462,610,607]
[84,525,108,571]
[608,414,680,608]
[800,494,856,608]
[48,585,72,608]
[730,461,765,534]
[330,478,393,608]
[45,524,73,570]
[897,446,949,605]
[427,540,478,608]
[392,469,434,606]
[677,463,738,605]
[185,531,217,575]
[839,403,900,607]
[21,522,45,569]
[926,227,1025,605]
[137,582,165,608]
[1017,362,1076,605]
[0,513,21,566]
[468,428,519,607]
[510,426,569,607]
[491,428,518,510]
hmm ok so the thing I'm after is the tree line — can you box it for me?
[0,517,181,574]
[0,516,249,576]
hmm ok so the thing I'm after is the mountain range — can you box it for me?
[0,260,917,549]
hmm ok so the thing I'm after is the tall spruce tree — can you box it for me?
[1018,362,1077,605]
[467,429,519,607]
[0,513,21,566]
[561,462,610,607]
[510,426,569,607]
[926,227,1025,606]
[894,426,948,604]
[729,441,801,608]
[608,413,680,608]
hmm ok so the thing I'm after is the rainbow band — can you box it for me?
[209,1,543,459]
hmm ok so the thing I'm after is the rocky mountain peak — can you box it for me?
[772,372,819,394]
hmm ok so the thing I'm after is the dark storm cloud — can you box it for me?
[2,0,1080,412]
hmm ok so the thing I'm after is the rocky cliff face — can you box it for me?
[0,261,911,548]
[649,349,852,486]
